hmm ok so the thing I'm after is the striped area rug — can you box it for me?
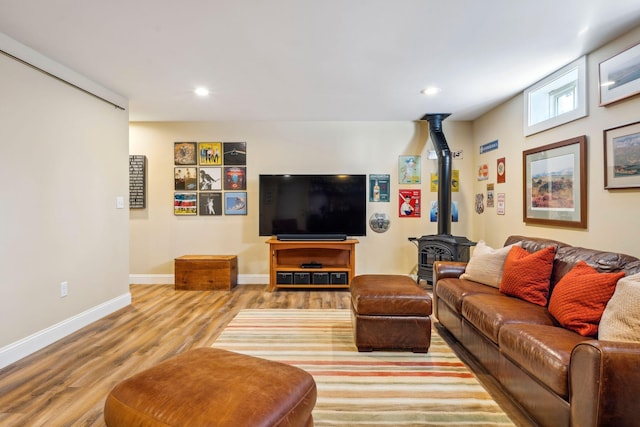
[212,309,514,426]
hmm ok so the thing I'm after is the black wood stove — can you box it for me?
[410,114,474,284]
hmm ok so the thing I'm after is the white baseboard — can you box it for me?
[0,292,131,369]
[129,274,269,285]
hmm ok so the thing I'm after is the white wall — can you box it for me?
[470,27,640,256]
[129,120,475,281]
[0,44,130,366]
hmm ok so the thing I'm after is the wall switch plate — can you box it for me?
[60,281,68,297]
[116,196,125,209]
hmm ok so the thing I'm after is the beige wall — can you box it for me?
[470,27,640,256]
[0,52,130,354]
[130,27,640,281]
[129,120,475,280]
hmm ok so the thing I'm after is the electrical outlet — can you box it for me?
[60,281,68,297]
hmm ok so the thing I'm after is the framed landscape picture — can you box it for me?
[604,120,640,189]
[523,136,587,228]
[599,42,640,106]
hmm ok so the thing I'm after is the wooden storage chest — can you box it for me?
[174,255,238,290]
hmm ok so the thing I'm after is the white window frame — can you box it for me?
[524,56,587,136]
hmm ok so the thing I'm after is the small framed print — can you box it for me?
[487,183,495,208]
[174,192,197,215]
[497,193,506,215]
[369,174,390,202]
[198,142,222,165]
[174,167,197,190]
[223,142,247,165]
[199,167,222,191]
[225,192,247,215]
[399,189,420,217]
[399,156,421,184]
[224,167,246,190]
[199,192,222,216]
[604,120,640,189]
[497,157,506,183]
[174,142,197,165]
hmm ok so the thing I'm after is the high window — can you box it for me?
[524,56,587,136]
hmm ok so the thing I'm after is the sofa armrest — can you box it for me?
[432,261,467,320]
[570,340,640,427]
[433,261,466,283]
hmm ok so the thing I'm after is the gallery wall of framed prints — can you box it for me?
[173,141,247,216]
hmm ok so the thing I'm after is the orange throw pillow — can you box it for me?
[499,246,555,306]
[548,261,625,337]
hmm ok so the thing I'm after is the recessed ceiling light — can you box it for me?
[194,87,210,97]
[420,87,440,96]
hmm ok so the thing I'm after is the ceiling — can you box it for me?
[2,0,640,122]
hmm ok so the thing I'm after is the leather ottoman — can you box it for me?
[350,274,432,352]
[104,347,316,427]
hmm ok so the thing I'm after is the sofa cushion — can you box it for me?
[548,261,625,337]
[435,277,501,314]
[598,273,640,342]
[499,246,556,306]
[460,240,522,288]
[462,293,555,344]
[499,324,587,399]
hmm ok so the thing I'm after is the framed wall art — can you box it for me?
[599,42,640,106]
[174,142,197,165]
[399,189,420,217]
[604,120,640,189]
[198,192,222,216]
[174,192,197,215]
[369,174,390,202]
[129,155,146,209]
[523,135,587,228]
[199,167,222,190]
[198,142,222,165]
[225,192,247,215]
[223,142,247,165]
[398,155,421,184]
[174,167,197,190]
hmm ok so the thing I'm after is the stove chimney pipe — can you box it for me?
[421,113,451,235]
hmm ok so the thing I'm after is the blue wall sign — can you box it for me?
[480,140,499,154]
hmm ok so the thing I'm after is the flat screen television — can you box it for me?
[259,174,367,239]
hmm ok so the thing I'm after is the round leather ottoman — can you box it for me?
[350,274,432,352]
[104,347,316,427]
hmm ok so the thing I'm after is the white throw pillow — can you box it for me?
[460,240,522,288]
[599,273,640,343]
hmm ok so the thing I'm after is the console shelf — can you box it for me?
[266,238,358,291]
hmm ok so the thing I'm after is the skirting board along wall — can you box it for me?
[129,274,269,285]
[0,293,131,369]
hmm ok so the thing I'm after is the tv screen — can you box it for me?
[259,174,367,238]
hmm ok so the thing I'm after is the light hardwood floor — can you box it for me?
[0,284,532,427]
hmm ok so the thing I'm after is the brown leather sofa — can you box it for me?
[433,235,640,427]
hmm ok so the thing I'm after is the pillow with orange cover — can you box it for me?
[499,245,555,306]
[548,260,625,337]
